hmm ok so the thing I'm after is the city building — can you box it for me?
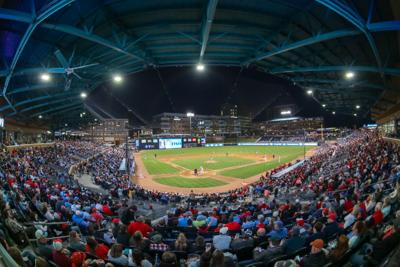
[152,112,251,136]
[85,118,129,143]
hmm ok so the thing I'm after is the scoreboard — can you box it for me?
[135,137,205,150]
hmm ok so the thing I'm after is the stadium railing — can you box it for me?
[0,244,19,267]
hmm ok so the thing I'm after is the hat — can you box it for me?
[269,232,282,241]
[310,239,324,249]
[197,215,206,221]
[322,208,329,215]
[328,213,337,221]
[151,234,163,243]
[53,239,63,251]
[219,227,228,235]
[112,218,120,224]
[274,221,283,228]
[296,218,305,226]
[35,229,45,239]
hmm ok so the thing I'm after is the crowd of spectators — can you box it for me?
[0,130,399,267]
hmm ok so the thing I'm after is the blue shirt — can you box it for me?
[178,217,189,227]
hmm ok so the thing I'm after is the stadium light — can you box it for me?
[356,105,360,109]
[322,104,326,108]
[307,89,313,95]
[354,113,357,117]
[332,111,336,115]
[186,112,195,117]
[345,71,355,79]
[38,115,43,119]
[196,64,205,72]
[173,116,181,121]
[186,112,194,135]
[280,110,291,115]
[113,74,123,83]
[40,73,51,82]
[80,92,87,99]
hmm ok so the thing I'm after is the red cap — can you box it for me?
[112,218,120,224]
[296,218,305,226]
[328,213,337,221]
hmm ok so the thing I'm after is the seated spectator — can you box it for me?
[300,239,327,267]
[254,227,268,246]
[348,221,366,249]
[269,221,288,239]
[213,227,231,251]
[69,230,86,251]
[328,235,349,263]
[132,250,153,267]
[283,226,306,255]
[381,198,391,218]
[108,243,132,266]
[35,230,53,260]
[52,240,72,267]
[86,236,109,260]
[160,251,178,267]
[343,206,359,229]
[70,251,86,267]
[130,231,150,251]
[371,202,384,225]
[253,233,284,262]
[306,222,325,243]
[128,216,153,237]
[323,213,339,239]
[116,224,131,247]
[231,230,254,250]
[150,233,169,252]
[8,246,28,267]
[174,233,189,251]
[191,235,205,253]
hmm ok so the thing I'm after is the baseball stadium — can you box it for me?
[0,1,400,267]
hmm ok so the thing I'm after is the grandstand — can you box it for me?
[0,1,400,267]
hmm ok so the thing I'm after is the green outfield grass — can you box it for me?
[154,177,227,188]
[172,156,255,171]
[142,146,308,158]
[141,157,179,175]
[218,154,301,179]
[141,145,312,178]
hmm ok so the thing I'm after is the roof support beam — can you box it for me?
[243,29,358,65]
[1,0,75,112]
[315,0,384,77]
[271,65,400,76]
[31,101,82,117]
[199,0,219,62]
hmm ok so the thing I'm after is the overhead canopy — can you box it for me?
[0,0,399,122]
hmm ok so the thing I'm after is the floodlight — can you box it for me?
[322,104,326,108]
[354,113,357,117]
[356,105,360,109]
[332,111,336,115]
[307,89,313,95]
[186,112,195,117]
[38,115,43,119]
[345,71,355,79]
[80,92,87,99]
[113,74,123,83]
[280,110,291,115]
[40,73,51,82]
[196,64,205,72]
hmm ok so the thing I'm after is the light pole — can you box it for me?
[186,112,194,135]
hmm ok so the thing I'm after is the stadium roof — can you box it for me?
[0,0,399,124]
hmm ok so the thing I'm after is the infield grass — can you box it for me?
[154,176,227,188]
[172,156,255,171]
[141,157,179,175]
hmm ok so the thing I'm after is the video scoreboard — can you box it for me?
[135,137,205,150]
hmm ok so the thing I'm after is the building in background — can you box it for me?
[220,103,238,118]
[152,112,251,136]
[85,118,129,143]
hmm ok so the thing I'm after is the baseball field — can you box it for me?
[134,145,315,194]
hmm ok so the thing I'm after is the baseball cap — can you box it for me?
[310,239,324,249]
[219,227,228,235]
[269,231,282,241]
[53,239,63,251]
[35,229,46,239]
[328,213,337,221]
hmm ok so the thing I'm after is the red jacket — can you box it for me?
[86,244,109,260]
[52,251,71,267]
[128,221,153,237]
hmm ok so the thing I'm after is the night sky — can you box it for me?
[90,66,371,127]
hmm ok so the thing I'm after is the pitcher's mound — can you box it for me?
[205,160,217,164]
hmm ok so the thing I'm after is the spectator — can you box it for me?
[231,230,254,250]
[253,233,284,262]
[107,243,131,266]
[306,222,325,243]
[300,239,327,267]
[323,213,339,239]
[160,251,178,267]
[69,231,86,251]
[150,234,169,252]
[128,216,153,237]
[213,227,231,251]
[328,235,349,263]
[52,240,71,267]
[130,231,150,252]
[283,226,306,255]
[191,235,205,253]
[116,224,131,247]
[348,221,366,249]
[86,236,109,260]
[174,233,189,251]
[35,230,53,260]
